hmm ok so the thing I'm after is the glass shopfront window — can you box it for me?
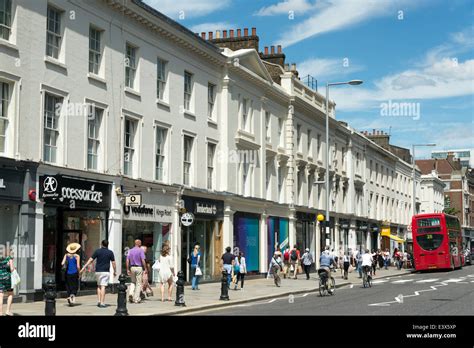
[122,221,171,283]
[181,220,214,281]
[0,204,19,256]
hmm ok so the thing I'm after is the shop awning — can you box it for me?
[381,229,405,243]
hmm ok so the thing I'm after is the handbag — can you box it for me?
[11,270,20,287]
[152,260,161,271]
[195,266,202,276]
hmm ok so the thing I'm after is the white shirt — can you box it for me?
[362,253,373,267]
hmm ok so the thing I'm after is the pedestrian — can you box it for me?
[331,249,337,270]
[0,252,15,316]
[371,249,377,276]
[157,243,175,302]
[383,248,390,269]
[80,240,116,308]
[221,246,234,288]
[126,239,147,304]
[234,252,246,290]
[61,243,81,306]
[301,248,313,280]
[338,248,344,277]
[270,252,283,287]
[342,252,350,280]
[282,248,290,279]
[141,245,153,298]
[349,248,354,267]
[393,248,401,270]
[356,249,363,278]
[377,249,384,269]
[189,244,201,290]
[402,251,408,269]
[289,245,300,279]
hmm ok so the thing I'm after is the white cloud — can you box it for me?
[297,57,364,80]
[190,22,236,35]
[143,0,231,19]
[274,0,419,47]
[255,0,316,16]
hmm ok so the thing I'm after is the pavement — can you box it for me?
[196,265,474,316]
[7,266,411,316]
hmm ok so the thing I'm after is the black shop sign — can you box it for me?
[39,175,111,209]
[183,196,223,219]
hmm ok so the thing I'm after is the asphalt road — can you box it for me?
[191,265,474,315]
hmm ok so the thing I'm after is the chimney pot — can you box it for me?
[264,46,268,55]
[208,31,213,40]
[237,29,241,37]
[215,30,220,39]
[271,46,275,54]
[251,27,256,36]
[230,29,234,38]
[291,63,296,71]
[201,32,206,39]
[373,129,376,135]
[284,63,289,71]
[244,28,248,36]
[223,30,227,38]
[277,45,282,53]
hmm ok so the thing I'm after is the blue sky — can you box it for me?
[144,0,474,159]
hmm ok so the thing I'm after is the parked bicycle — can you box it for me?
[318,268,335,296]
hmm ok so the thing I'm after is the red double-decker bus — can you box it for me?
[412,213,464,271]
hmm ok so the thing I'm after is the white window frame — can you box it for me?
[87,105,103,171]
[278,118,284,147]
[207,142,216,190]
[241,98,248,131]
[207,82,215,119]
[46,5,62,60]
[184,71,193,112]
[155,126,168,182]
[307,129,312,154]
[123,117,137,176]
[0,81,9,153]
[157,58,167,101]
[278,165,284,202]
[43,92,63,163]
[183,134,194,186]
[125,43,137,89]
[265,111,271,142]
[0,0,12,41]
[296,124,301,151]
[89,26,102,75]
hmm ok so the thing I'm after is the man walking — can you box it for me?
[289,245,300,279]
[282,248,290,279]
[126,239,147,304]
[221,246,234,288]
[80,240,116,308]
[301,248,313,280]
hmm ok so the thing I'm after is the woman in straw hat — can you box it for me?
[61,243,81,306]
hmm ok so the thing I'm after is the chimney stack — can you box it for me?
[264,46,269,55]
[237,28,241,37]
[201,32,206,39]
[215,30,220,39]
[244,28,248,36]
[230,29,234,38]
[223,30,227,38]
[208,31,213,40]
[277,45,282,53]
[284,63,289,71]
[271,46,275,54]
[291,63,296,71]
[373,129,376,135]
[252,27,256,36]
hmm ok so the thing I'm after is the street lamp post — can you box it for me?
[324,80,363,252]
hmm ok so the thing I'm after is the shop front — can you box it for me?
[338,219,350,254]
[233,212,260,274]
[355,220,368,252]
[370,224,379,251]
[319,217,335,251]
[39,175,111,290]
[267,216,289,264]
[122,192,174,283]
[181,196,223,281]
[296,212,316,254]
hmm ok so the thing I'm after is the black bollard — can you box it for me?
[114,274,129,316]
[44,280,56,316]
[219,270,229,301]
[174,271,186,307]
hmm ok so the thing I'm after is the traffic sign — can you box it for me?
[181,212,194,226]
[125,194,142,206]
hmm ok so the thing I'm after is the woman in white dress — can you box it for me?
[157,243,175,302]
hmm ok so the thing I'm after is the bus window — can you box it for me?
[416,234,444,251]
[417,218,440,227]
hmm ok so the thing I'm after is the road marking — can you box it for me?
[392,279,414,284]
[395,294,404,303]
[268,299,277,303]
[302,293,309,297]
[444,278,467,283]
[371,280,389,284]
[471,281,474,283]
[350,285,354,289]
[415,279,439,283]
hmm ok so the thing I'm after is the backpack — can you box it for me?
[290,250,298,261]
[283,250,290,261]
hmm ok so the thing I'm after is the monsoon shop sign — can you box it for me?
[39,175,111,209]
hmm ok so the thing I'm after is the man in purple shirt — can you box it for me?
[126,239,147,303]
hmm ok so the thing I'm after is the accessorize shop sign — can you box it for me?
[39,175,111,209]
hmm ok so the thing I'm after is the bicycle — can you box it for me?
[362,265,372,288]
[318,268,335,296]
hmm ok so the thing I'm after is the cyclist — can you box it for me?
[318,246,335,285]
[361,249,373,280]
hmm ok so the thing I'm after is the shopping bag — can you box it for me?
[297,265,303,274]
[195,267,203,276]
[11,270,20,287]
[152,260,161,272]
